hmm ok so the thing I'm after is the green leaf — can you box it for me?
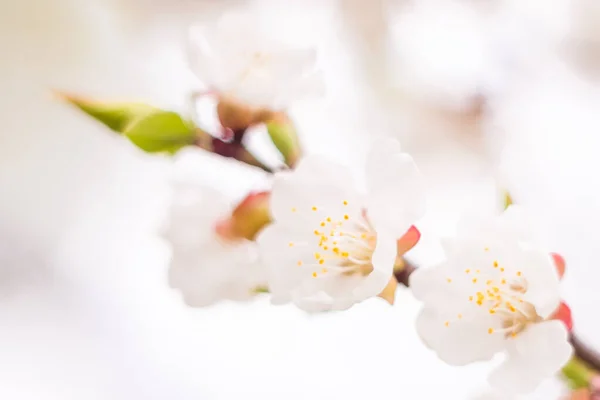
[265,118,301,168]
[58,93,157,133]
[123,111,197,154]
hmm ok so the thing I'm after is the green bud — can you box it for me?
[265,116,302,168]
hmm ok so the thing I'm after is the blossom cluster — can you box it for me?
[63,9,579,398]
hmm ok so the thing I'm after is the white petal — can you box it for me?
[410,265,456,305]
[457,205,534,245]
[351,233,397,300]
[256,224,312,303]
[270,156,362,229]
[520,248,561,318]
[489,321,572,395]
[169,239,263,307]
[187,25,226,90]
[365,138,426,237]
[416,307,505,366]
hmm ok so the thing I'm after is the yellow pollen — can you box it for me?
[444,321,450,327]
[485,247,490,251]
[333,241,338,245]
[314,252,321,260]
[516,271,522,276]
[469,296,473,301]
[314,230,320,235]
[489,309,496,314]
[321,268,328,273]
[288,242,294,247]
[320,222,325,227]
[341,251,349,257]
[476,269,480,274]
[343,200,348,206]
[472,278,478,283]
[323,246,328,250]
[333,247,339,254]
[488,328,494,334]
[465,269,471,274]
[501,279,507,285]
[457,314,463,319]
[319,259,325,265]
[511,332,517,338]
[312,272,317,278]
[326,217,332,222]
[297,261,303,266]
[493,261,498,268]
[500,268,505,272]
[291,207,296,212]
[361,233,367,239]
[493,287,500,293]
[344,214,349,220]
[446,278,452,283]
[312,206,317,211]
[486,280,492,285]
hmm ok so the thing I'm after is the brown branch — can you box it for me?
[394,259,600,373]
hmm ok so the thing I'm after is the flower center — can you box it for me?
[444,248,542,338]
[288,201,377,279]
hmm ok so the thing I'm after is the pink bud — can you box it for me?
[552,253,566,280]
[552,301,573,332]
[397,225,421,256]
[216,192,272,241]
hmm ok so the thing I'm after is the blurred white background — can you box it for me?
[1,0,600,399]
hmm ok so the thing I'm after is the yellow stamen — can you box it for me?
[444,321,450,327]
[312,206,317,211]
[343,200,348,206]
[312,272,317,278]
[488,328,494,334]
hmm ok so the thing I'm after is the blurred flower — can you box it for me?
[257,138,425,312]
[411,206,572,395]
[163,181,267,307]
[188,10,324,111]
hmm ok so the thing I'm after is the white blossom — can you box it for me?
[411,206,572,395]
[163,180,267,307]
[188,10,323,110]
[257,138,425,312]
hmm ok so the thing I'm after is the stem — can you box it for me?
[394,259,600,373]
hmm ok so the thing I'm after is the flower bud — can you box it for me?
[380,225,421,304]
[552,301,573,332]
[216,96,272,132]
[215,192,271,241]
[552,252,566,279]
[265,114,302,168]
